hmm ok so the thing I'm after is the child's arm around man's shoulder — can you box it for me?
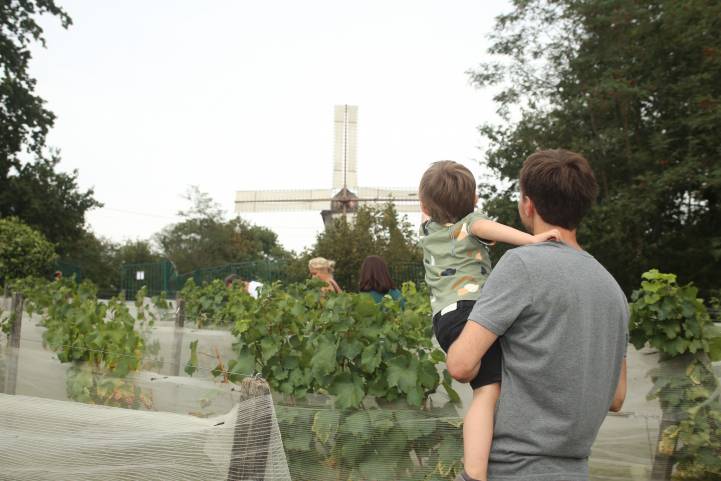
[470,217,559,246]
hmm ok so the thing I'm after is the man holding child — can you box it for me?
[437,149,627,481]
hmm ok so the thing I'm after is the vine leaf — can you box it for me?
[330,372,365,409]
[340,338,363,360]
[339,411,371,441]
[360,344,382,373]
[312,410,340,444]
[705,325,721,362]
[396,411,436,441]
[311,336,338,378]
[437,433,463,476]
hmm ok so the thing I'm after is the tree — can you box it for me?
[156,187,290,273]
[61,230,118,291]
[0,217,57,282]
[472,0,721,293]
[1,3,100,253]
[1,152,101,253]
[0,1,70,175]
[306,203,422,290]
[60,232,163,294]
[115,240,162,266]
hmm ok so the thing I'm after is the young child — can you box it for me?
[418,161,558,481]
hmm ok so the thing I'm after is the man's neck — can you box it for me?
[532,218,582,251]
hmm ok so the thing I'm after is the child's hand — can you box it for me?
[532,229,560,243]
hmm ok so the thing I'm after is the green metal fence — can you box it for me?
[390,262,426,287]
[120,259,426,298]
[175,261,290,288]
[55,261,83,282]
[334,262,426,292]
[120,260,290,298]
[120,260,177,298]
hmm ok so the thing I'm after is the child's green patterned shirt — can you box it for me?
[419,211,493,316]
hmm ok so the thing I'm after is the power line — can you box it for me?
[94,207,180,220]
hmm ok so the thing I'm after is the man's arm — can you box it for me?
[450,251,532,382]
[446,321,498,383]
[470,218,559,246]
[609,358,627,412]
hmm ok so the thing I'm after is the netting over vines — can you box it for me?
[0,387,289,481]
[1,274,720,481]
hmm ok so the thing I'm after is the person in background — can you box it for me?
[308,257,342,293]
[245,278,263,299]
[224,273,263,299]
[358,255,404,305]
[224,274,238,289]
[53,271,63,282]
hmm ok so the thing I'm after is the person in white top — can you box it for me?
[224,274,263,299]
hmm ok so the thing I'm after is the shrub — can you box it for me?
[630,269,721,480]
[0,217,57,282]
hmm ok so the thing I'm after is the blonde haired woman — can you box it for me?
[308,257,342,293]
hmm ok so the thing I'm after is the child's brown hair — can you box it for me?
[418,160,477,224]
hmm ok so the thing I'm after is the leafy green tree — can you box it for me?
[472,0,721,293]
[61,231,163,294]
[0,217,57,282]
[61,231,116,292]
[115,239,162,266]
[1,3,100,253]
[156,187,290,273]
[2,153,100,253]
[307,203,422,290]
[0,1,70,174]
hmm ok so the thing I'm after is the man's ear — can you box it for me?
[520,194,535,219]
[420,200,430,217]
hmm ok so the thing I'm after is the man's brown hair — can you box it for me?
[519,149,598,229]
[419,161,477,224]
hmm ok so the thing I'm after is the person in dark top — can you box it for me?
[358,255,403,305]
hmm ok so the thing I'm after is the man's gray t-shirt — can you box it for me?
[468,242,628,481]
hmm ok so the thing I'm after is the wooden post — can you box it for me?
[173,298,186,376]
[650,411,677,481]
[9,293,23,348]
[649,355,690,481]
[227,377,273,481]
[4,293,23,395]
[175,298,185,328]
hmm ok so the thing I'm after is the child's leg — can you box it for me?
[463,382,500,481]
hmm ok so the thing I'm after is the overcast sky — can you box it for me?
[31,0,510,252]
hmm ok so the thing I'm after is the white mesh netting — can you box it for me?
[1,297,720,481]
[0,388,291,481]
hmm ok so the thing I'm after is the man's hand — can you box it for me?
[447,321,498,382]
[531,229,560,243]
